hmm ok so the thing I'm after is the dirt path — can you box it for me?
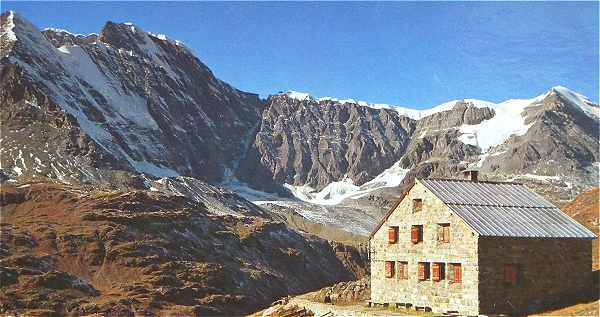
[289,297,433,317]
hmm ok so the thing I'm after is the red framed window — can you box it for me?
[504,264,522,286]
[450,263,462,283]
[385,261,395,278]
[388,226,398,244]
[432,262,445,282]
[411,225,423,244]
[418,262,430,281]
[398,261,409,279]
[412,199,423,212]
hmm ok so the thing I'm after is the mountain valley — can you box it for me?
[0,10,599,316]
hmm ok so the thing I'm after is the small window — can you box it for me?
[418,262,430,281]
[412,199,423,212]
[388,226,399,244]
[385,261,395,278]
[432,262,445,282]
[449,263,462,283]
[411,225,423,244]
[437,223,450,243]
[504,264,522,286]
[397,261,409,279]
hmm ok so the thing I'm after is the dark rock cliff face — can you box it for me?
[1,12,263,184]
[237,94,415,192]
[237,96,497,193]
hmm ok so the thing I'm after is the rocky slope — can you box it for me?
[0,179,365,316]
[0,11,262,185]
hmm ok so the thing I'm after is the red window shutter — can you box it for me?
[418,263,425,280]
[504,264,516,283]
[454,264,462,283]
[388,227,397,244]
[400,262,408,279]
[411,226,418,243]
[385,261,394,278]
[432,263,440,281]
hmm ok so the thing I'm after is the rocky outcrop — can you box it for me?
[306,277,370,304]
[2,10,599,231]
[0,180,364,316]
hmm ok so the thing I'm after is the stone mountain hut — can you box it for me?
[369,171,597,315]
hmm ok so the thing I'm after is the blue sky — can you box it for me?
[3,1,598,107]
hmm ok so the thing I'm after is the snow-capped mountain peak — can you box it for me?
[549,85,600,119]
[1,11,262,182]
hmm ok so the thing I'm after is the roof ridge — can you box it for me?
[420,177,523,185]
[446,202,556,209]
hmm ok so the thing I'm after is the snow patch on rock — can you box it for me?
[458,93,547,151]
[1,11,18,43]
[284,91,313,101]
[284,163,409,205]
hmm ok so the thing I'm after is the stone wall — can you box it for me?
[478,237,594,315]
[370,180,480,315]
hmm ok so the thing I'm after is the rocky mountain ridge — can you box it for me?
[1,10,598,225]
[1,11,262,185]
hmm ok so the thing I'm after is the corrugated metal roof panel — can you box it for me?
[420,179,596,239]
[421,179,554,207]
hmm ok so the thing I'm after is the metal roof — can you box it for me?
[420,179,596,239]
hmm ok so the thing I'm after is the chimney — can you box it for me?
[463,170,479,182]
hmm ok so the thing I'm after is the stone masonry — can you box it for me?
[478,237,593,315]
[370,180,480,315]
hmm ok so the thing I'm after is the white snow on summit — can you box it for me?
[284,91,313,101]
[551,86,600,119]
[4,12,180,178]
[284,90,500,120]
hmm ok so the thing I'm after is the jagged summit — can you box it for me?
[275,86,598,121]
[548,85,600,119]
